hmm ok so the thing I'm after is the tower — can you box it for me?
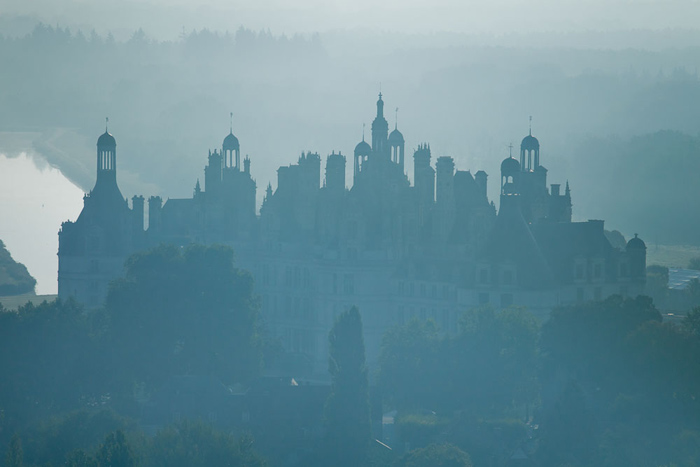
[371,93,389,158]
[96,124,117,185]
[326,151,346,193]
[501,151,520,196]
[520,119,540,171]
[388,107,405,170]
[223,114,241,170]
[354,126,372,180]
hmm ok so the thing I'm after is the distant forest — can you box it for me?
[2,23,700,244]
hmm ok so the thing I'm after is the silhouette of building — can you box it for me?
[58,94,647,372]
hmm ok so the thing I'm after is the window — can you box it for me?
[343,274,354,295]
[594,264,602,279]
[398,306,405,325]
[285,267,292,287]
[420,284,426,297]
[577,288,584,302]
[479,292,490,305]
[576,264,584,280]
[398,281,405,296]
[90,259,99,273]
[420,308,426,321]
[431,285,437,299]
[500,293,513,308]
[594,287,602,300]
[333,273,338,294]
[262,264,270,286]
[303,268,310,289]
[479,269,488,284]
[620,263,628,277]
[408,283,415,297]
[503,270,513,285]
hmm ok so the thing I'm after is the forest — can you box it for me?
[1,244,699,466]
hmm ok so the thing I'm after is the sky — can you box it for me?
[2,0,698,40]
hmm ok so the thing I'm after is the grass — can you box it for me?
[646,244,700,269]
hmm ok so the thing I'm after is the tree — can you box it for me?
[146,420,266,467]
[95,430,137,467]
[688,257,700,271]
[323,306,371,467]
[396,443,473,467]
[103,244,262,394]
[378,319,443,411]
[5,433,23,467]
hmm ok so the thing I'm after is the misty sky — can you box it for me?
[2,0,698,40]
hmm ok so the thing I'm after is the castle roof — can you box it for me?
[223,131,240,151]
[97,131,116,148]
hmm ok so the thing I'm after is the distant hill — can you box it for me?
[0,240,36,296]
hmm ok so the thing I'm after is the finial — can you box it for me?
[229,112,233,133]
[395,107,399,130]
[529,115,532,136]
[105,117,109,132]
[362,123,366,142]
[508,143,514,158]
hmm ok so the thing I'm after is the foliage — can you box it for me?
[0,299,97,433]
[103,244,262,393]
[23,409,135,467]
[147,420,265,467]
[0,240,36,296]
[95,430,138,467]
[688,257,700,270]
[395,443,473,467]
[323,306,371,467]
[395,412,449,451]
[378,319,443,410]
[5,433,23,467]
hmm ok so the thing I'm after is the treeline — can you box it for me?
[0,244,268,465]
[2,244,700,465]
[567,130,700,245]
[377,296,700,466]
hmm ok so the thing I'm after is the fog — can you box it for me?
[2,3,700,466]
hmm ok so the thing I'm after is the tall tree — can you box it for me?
[95,430,137,467]
[103,244,262,394]
[5,433,23,467]
[323,306,371,467]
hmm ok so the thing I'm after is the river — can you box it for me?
[0,152,84,295]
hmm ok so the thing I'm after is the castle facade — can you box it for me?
[58,94,647,372]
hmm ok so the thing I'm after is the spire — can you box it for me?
[229,112,233,134]
[508,143,514,158]
[362,123,366,142]
[105,116,109,132]
[565,180,571,196]
[376,91,384,118]
[529,115,532,136]
[395,107,399,130]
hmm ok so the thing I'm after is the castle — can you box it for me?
[58,94,647,372]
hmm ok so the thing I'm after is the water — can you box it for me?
[0,152,84,295]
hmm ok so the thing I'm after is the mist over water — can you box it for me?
[0,151,83,294]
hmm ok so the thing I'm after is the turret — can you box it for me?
[414,144,435,207]
[326,151,346,193]
[626,234,647,282]
[223,113,241,170]
[148,196,162,232]
[132,195,144,233]
[436,156,455,206]
[475,170,488,200]
[371,93,389,158]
